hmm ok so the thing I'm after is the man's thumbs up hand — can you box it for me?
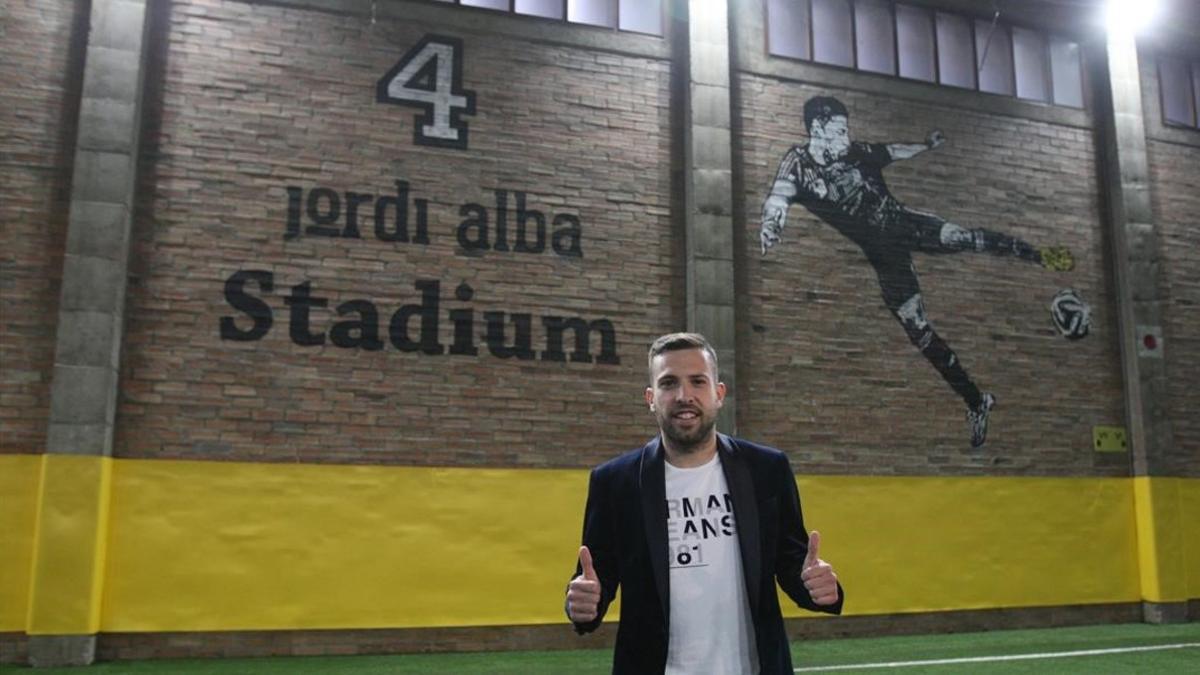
[579,545,598,581]
[800,531,839,606]
[803,530,821,569]
[567,546,602,623]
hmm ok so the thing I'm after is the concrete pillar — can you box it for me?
[684,0,737,433]
[1099,26,1187,624]
[27,0,151,666]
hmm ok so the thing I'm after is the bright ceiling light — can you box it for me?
[1105,0,1162,35]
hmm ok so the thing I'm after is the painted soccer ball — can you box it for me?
[1050,288,1091,340]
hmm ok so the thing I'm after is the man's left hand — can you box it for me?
[801,530,839,605]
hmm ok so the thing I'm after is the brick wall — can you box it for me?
[735,77,1128,477]
[0,0,87,456]
[3,0,1198,664]
[113,0,680,467]
[1143,57,1200,479]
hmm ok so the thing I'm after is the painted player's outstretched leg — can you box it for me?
[890,291,995,448]
[875,257,996,447]
[892,293,996,447]
[936,220,1075,271]
[903,210,1074,271]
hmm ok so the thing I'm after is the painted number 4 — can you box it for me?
[377,35,476,149]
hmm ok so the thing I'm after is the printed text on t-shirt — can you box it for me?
[666,492,736,569]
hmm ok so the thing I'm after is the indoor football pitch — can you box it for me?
[3,622,1197,673]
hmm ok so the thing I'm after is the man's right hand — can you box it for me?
[761,196,788,255]
[566,545,601,623]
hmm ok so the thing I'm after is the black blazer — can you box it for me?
[571,434,844,674]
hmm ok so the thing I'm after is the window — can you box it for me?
[1013,27,1049,102]
[813,0,855,68]
[1159,56,1199,128]
[568,0,615,28]
[1049,38,1083,108]
[897,4,935,82]
[767,1,1085,109]
[936,12,975,89]
[619,0,663,35]
[975,19,1014,96]
[462,0,508,10]
[438,0,664,36]
[767,0,812,61]
[515,0,563,20]
[855,0,895,75]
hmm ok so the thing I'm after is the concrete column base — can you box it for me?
[28,635,96,668]
[1141,601,1189,624]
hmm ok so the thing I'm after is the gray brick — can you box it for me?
[691,303,735,354]
[693,258,735,305]
[90,0,149,52]
[688,0,729,48]
[690,41,730,88]
[59,255,126,314]
[692,168,733,219]
[45,421,115,456]
[54,311,122,369]
[692,212,735,259]
[691,83,730,129]
[81,46,142,102]
[28,635,98,668]
[71,150,133,205]
[77,97,139,153]
[49,364,117,426]
[66,201,131,261]
[691,125,731,170]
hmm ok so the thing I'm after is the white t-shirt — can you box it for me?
[664,454,759,675]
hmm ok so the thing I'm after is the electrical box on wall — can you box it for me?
[1092,426,1128,452]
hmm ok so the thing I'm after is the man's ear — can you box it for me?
[645,386,655,410]
[716,382,727,405]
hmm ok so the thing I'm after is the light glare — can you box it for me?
[1105,0,1161,34]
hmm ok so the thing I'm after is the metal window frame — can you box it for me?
[1011,24,1051,103]
[895,2,937,84]
[443,0,666,36]
[811,0,858,69]
[934,9,976,90]
[1157,54,1200,130]
[763,0,1086,111]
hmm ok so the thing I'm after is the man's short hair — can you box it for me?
[804,96,848,132]
[647,332,719,381]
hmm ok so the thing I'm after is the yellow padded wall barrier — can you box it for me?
[1133,477,1199,602]
[25,454,113,634]
[0,455,42,631]
[100,459,592,631]
[91,460,1155,632]
[1182,479,1200,600]
[788,475,1142,617]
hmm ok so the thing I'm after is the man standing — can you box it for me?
[566,333,843,674]
[761,96,1075,448]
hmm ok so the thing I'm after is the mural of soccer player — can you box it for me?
[760,96,1075,448]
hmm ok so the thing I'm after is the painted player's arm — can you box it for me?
[774,455,844,615]
[886,129,946,161]
[566,469,619,634]
[761,177,798,255]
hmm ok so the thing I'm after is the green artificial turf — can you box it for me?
[0,649,613,675]
[790,622,1200,673]
[3,622,1196,674]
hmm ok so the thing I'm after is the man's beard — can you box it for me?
[659,410,717,452]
